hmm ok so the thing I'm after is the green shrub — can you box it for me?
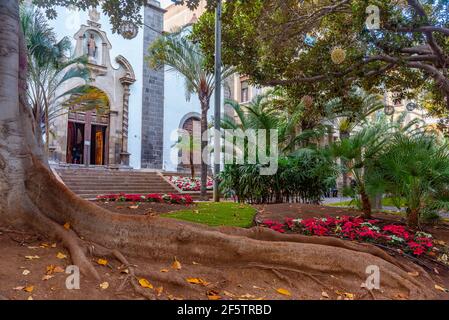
[219,149,337,204]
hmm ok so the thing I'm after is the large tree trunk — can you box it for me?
[0,0,439,300]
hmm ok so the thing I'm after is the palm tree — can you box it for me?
[222,92,326,156]
[325,88,384,188]
[330,116,392,218]
[147,29,233,199]
[21,6,98,155]
[368,130,449,227]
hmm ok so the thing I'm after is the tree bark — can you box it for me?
[0,0,439,300]
[360,188,372,219]
[407,208,420,229]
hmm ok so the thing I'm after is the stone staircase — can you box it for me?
[55,168,179,199]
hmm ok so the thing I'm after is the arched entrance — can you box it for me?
[65,86,110,166]
[177,113,201,175]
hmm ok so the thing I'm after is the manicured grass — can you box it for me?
[161,202,257,228]
[328,197,406,208]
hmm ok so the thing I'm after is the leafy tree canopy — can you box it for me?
[192,0,449,113]
[28,0,215,32]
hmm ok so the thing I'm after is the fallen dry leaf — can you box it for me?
[321,291,330,299]
[172,257,182,270]
[99,282,109,290]
[128,205,139,209]
[192,261,200,265]
[394,293,408,300]
[56,252,67,259]
[27,296,33,300]
[25,255,40,260]
[276,288,291,296]
[51,243,57,248]
[435,284,448,292]
[335,291,355,300]
[24,286,34,293]
[13,286,25,291]
[186,278,210,286]
[138,278,153,289]
[63,222,70,230]
[207,290,222,300]
[160,269,169,273]
[155,286,164,296]
[42,275,54,281]
[434,240,446,246]
[167,294,183,300]
[22,270,31,276]
[407,271,420,277]
[97,258,108,266]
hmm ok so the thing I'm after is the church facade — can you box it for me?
[48,1,166,170]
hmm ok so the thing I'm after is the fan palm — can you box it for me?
[147,29,233,198]
[325,88,384,187]
[368,131,449,227]
[21,6,95,155]
[331,116,392,218]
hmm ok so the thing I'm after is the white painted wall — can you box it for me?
[48,6,144,168]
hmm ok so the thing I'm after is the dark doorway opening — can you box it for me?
[67,122,85,164]
[90,125,107,165]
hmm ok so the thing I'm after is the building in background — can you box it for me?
[48,1,165,169]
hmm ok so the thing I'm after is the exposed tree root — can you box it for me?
[0,159,440,300]
[16,196,100,281]
[219,226,414,272]
[247,263,332,290]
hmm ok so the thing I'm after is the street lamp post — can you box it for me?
[213,0,222,202]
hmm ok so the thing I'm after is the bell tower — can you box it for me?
[141,0,166,169]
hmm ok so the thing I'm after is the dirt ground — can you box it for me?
[1,202,449,300]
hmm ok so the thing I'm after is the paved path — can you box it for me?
[323,197,449,219]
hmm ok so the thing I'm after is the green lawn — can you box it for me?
[161,202,257,228]
[328,197,406,208]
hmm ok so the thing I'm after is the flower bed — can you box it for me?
[96,193,193,205]
[168,176,213,192]
[261,216,434,256]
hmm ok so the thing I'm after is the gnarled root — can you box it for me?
[0,159,439,300]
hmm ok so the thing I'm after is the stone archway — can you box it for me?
[177,113,201,175]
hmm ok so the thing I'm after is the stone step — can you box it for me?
[72,189,177,194]
[55,168,184,199]
[65,182,172,187]
[58,174,161,179]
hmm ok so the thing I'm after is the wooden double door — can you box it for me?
[66,111,109,165]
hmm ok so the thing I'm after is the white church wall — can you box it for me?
[163,68,218,172]
[48,6,144,168]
